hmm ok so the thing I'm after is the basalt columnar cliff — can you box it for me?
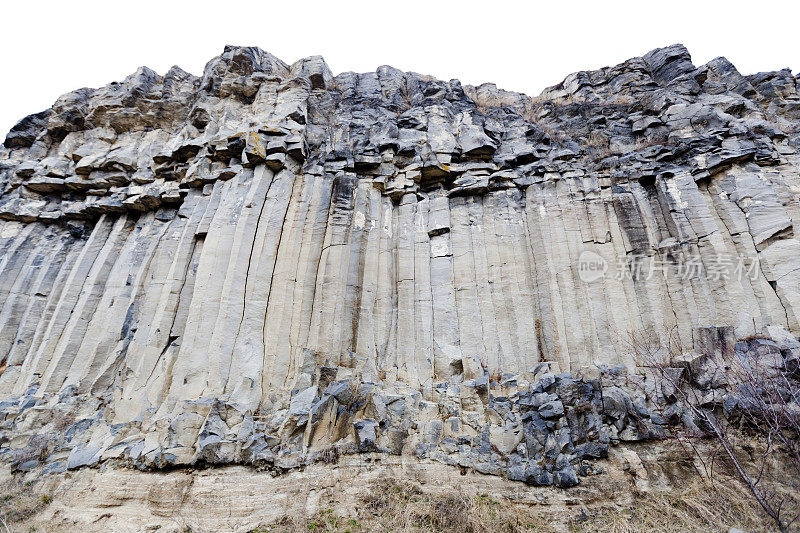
[0,44,799,491]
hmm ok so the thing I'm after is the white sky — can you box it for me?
[1,0,797,136]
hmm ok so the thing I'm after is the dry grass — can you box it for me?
[249,475,783,533]
[578,478,776,532]
[739,333,773,342]
[521,95,577,124]
[464,85,538,116]
[396,83,415,113]
[535,124,570,144]
[583,131,614,159]
[0,478,52,525]
[581,131,671,163]
[252,478,546,532]
[469,94,520,115]
[606,94,637,106]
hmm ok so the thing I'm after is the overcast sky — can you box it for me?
[2,1,797,136]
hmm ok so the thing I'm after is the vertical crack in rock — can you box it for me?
[259,170,295,393]
[228,165,273,398]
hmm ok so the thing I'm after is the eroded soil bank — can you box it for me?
[2,440,791,532]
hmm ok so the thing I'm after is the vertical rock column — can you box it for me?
[427,192,462,379]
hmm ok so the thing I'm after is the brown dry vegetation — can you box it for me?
[468,94,523,115]
[580,479,772,532]
[0,477,52,526]
[624,325,800,531]
[248,475,786,533]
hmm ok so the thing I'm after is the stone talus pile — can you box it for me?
[0,44,799,485]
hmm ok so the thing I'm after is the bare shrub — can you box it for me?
[582,477,768,533]
[583,131,614,160]
[626,327,800,532]
[629,326,685,365]
[395,82,414,114]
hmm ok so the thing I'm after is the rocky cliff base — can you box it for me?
[1,440,788,533]
[2,323,798,495]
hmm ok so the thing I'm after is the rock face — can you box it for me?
[0,44,799,484]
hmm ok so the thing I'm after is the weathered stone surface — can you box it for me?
[0,44,800,489]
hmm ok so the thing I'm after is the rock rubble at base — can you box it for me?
[2,324,798,488]
[0,361,641,486]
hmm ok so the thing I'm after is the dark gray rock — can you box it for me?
[15,459,41,472]
[323,380,355,406]
[42,460,68,474]
[600,386,632,420]
[4,110,50,148]
[67,444,101,469]
[538,399,565,419]
[531,372,556,393]
[574,441,608,459]
[289,386,318,417]
[509,462,553,486]
[643,44,696,85]
[353,419,379,452]
[553,465,580,488]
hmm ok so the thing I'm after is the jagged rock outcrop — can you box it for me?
[1,44,799,486]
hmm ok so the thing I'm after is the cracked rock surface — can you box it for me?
[1,44,800,485]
